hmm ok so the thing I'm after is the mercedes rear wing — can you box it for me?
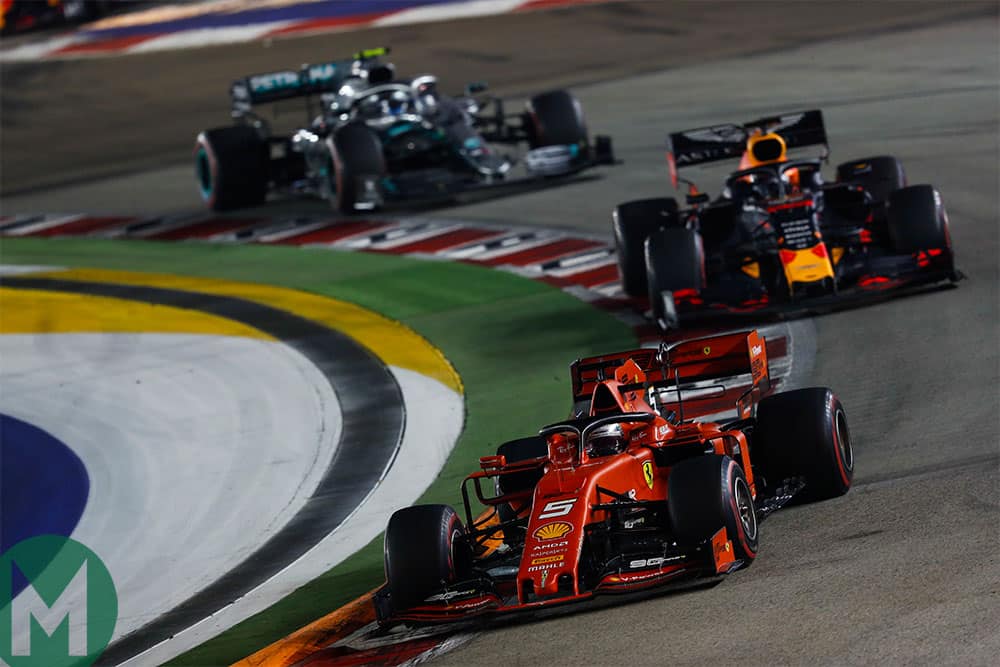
[666,109,828,187]
[229,47,390,114]
[570,330,771,417]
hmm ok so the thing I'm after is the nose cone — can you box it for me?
[521,520,573,598]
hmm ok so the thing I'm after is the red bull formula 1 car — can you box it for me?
[373,330,853,625]
[1,0,112,33]
[613,110,960,329]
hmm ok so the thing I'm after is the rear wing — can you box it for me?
[666,109,828,187]
[230,61,350,112]
[229,47,390,114]
[570,330,770,414]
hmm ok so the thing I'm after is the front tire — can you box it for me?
[525,90,588,153]
[668,455,758,564]
[384,504,472,609]
[496,436,548,496]
[886,185,954,265]
[329,123,386,214]
[836,155,906,205]
[194,126,268,211]
[613,198,679,297]
[495,436,548,534]
[644,226,706,328]
[754,387,854,501]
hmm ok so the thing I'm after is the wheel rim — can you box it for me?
[734,476,757,541]
[835,409,854,472]
[196,148,213,200]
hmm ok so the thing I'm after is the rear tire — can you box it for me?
[668,455,758,563]
[836,155,905,205]
[644,227,706,328]
[384,504,472,609]
[525,90,588,152]
[887,184,953,258]
[329,123,386,214]
[754,387,853,501]
[613,198,680,297]
[195,126,268,211]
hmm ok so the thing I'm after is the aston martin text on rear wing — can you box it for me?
[666,110,829,185]
[570,330,771,417]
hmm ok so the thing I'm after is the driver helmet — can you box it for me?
[356,93,382,119]
[726,169,782,202]
[781,163,822,193]
[412,75,439,113]
[386,89,411,116]
[586,423,626,457]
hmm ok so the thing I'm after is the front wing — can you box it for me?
[377,152,611,207]
[375,527,737,626]
[654,249,961,330]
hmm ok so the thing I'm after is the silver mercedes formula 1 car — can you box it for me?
[195,47,614,213]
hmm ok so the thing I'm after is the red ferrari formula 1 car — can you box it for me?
[613,110,960,329]
[373,330,853,625]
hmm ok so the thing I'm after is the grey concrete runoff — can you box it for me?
[1,2,997,665]
[0,277,404,666]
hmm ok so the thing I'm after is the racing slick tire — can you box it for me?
[525,90,588,151]
[668,455,758,564]
[886,185,954,261]
[329,123,387,215]
[754,387,853,501]
[644,227,706,329]
[496,436,548,496]
[384,504,473,609]
[195,126,268,211]
[495,436,548,532]
[613,198,680,297]
[836,155,906,205]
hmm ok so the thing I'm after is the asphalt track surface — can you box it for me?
[0,276,404,666]
[2,2,998,665]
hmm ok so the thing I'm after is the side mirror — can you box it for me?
[465,81,488,95]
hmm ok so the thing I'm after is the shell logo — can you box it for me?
[533,521,573,541]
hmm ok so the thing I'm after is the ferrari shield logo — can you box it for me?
[642,461,654,490]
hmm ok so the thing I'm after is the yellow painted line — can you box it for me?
[26,268,462,394]
[0,288,273,339]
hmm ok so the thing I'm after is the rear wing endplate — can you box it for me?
[666,109,828,187]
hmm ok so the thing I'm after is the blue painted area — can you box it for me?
[82,0,463,39]
[1,414,89,597]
